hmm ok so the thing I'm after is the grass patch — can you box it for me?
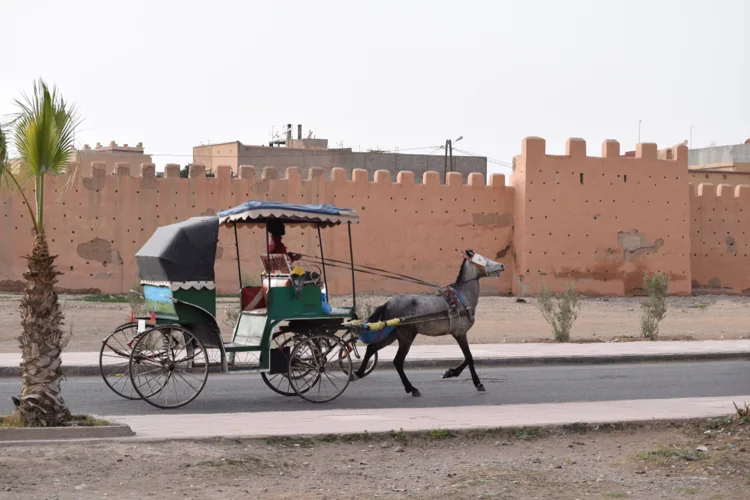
[391,428,409,445]
[70,414,111,426]
[681,488,698,495]
[0,413,25,428]
[635,446,707,465]
[429,428,455,440]
[513,427,550,441]
[1,413,110,427]
[605,493,630,499]
[264,436,315,448]
[77,294,130,303]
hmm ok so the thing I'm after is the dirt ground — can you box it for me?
[1,417,749,499]
[0,292,749,353]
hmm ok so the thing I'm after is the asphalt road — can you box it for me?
[0,361,748,416]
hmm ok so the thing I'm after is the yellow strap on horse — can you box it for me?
[344,317,401,330]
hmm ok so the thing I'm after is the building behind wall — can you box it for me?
[192,125,487,182]
[687,138,750,190]
[72,141,152,177]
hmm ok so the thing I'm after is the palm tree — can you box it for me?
[0,79,81,426]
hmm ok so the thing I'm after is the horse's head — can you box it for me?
[460,249,504,279]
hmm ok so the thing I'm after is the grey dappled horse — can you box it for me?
[352,250,504,397]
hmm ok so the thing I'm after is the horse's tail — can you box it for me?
[367,303,388,323]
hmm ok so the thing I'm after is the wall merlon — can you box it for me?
[140,163,155,178]
[636,143,658,160]
[716,184,734,197]
[468,173,485,187]
[397,171,415,185]
[216,165,232,180]
[308,167,324,181]
[602,140,621,158]
[672,143,688,166]
[286,167,302,183]
[188,164,206,178]
[238,165,255,179]
[91,162,106,177]
[734,184,750,198]
[489,174,506,189]
[566,138,586,157]
[114,162,131,176]
[423,171,441,186]
[522,137,546,159]
[352,169,369,184]
[262,167,279,180]
[374,170,392,184]
[446,172,463,187]
[331,167,348,184]
[697,183,715,196]
[164,164,180,178]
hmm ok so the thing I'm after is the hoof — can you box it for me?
[476,384,486,392]
[411,389,422,397]
[349,372,361,382]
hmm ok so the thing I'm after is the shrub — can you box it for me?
[536,282,580,342]
[640,272,669,340]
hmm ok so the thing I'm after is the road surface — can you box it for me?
[0,361,747,416]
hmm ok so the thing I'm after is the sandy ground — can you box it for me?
[0,293,749,353]
[1,417,749,499]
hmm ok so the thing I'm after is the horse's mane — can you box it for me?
[454,259,469,285]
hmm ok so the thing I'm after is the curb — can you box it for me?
[0,416,737,447]
[0,351,747,378]
[0,423,134,442]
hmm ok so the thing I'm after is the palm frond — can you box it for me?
[8,79,82,231]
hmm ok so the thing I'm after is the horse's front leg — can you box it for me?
[451,334,485,392]
[351,343,378,380]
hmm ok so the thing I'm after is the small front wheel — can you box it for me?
[129,325,209,409]
[288,333,351,403]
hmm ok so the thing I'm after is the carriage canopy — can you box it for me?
[136,216,219,285]
[218,201,359,228]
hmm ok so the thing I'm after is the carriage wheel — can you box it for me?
[288,333,351,403]
[261,332,301,396]
[129,325,209,409]
[99,322,142,400]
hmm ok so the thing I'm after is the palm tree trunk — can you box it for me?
[16,233,70,426]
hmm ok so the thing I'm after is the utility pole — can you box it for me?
[444,139,449,182]
[638,120,642,143]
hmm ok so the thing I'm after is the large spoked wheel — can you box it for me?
[289,333,351,403]
[261,332,311,397]
[99,322,143,400]
[129,325,209,409]
[338,339,378,378]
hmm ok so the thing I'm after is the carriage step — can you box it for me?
[223,342,262,353]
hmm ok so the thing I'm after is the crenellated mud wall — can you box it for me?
[2,137,749,297]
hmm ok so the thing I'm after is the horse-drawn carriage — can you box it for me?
[99,201,377,408]
[99,200,505,409]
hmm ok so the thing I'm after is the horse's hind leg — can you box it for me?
[352,334,396,381]
[453,335,485,392]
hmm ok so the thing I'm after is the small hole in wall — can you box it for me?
[580,173,584,185]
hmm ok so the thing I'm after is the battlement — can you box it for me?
[693,182,750,200]
[80,141,145,153]
[70,162,504,188]
[518,137,688,164]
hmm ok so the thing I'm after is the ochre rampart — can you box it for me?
[512,138,693,296]
[2,137,750,297]
[0,162,513,296]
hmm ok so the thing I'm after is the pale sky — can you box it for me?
[2,0,748,176]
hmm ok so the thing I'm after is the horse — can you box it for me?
[351,249,504,396]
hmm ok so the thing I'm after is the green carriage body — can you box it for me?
[134,202,360,375]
